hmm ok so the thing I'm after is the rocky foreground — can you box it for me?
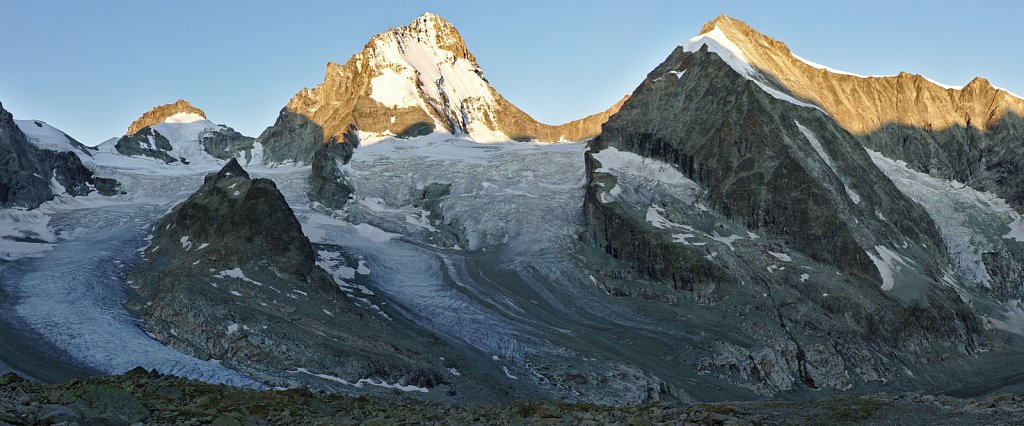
[1,370,1022,425]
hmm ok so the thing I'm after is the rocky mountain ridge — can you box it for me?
[699,15,1024,135]
[699,15,1024,212]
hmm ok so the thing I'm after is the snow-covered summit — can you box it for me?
[14,119,95,156]
[681,20,824,111]
[126,99,207,135]
[349,12,506,142]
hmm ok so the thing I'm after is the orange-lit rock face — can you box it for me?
[702,15,1024,134]
[126,99,206,135]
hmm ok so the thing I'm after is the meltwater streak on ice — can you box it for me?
[0,200,261,388]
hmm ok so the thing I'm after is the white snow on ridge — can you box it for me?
[792,44,1024,101]
[791,53,872,78]
[368,18,509,143]
[15,120,87,154]
[683,26,825,112]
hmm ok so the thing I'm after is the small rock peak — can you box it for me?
[408,12,456,33]
[699,14,754,36]
[386,12,472,60]
[215,158,250,181]
[966,76,993,89]
[127,99,207,135]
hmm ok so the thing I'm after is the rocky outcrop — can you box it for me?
[197,125,257,161]
[114,127,179,163]
[126,99,206,135]
[0,101,118,209]
[128,159,472,397]
[258,13,625,164]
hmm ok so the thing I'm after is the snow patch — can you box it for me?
[369,68,421,108]
[795,121,859,204]
[216,268,264,287]
[163,112,206,124]
[288,368,428,393]
[866,246,911,291]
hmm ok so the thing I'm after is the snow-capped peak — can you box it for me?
[683,25,753,76]
[682,21,824,112]
[361,13,508,141]
[127,99,206,135]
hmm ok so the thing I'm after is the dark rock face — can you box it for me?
[114,127,179,163]
[590,46,941,280]
[257,107,334,166]
[582,46,986,395]
[308,133,355,209]
[113,123,255,164]
[129,159,470,397]
[144,159,334,290]
[859,112,1024,211]
[198,126,256,161]
[0,101,118,209]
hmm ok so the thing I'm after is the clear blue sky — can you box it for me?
[1,0,1021,145]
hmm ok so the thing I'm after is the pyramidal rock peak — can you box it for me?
[258,12,626,164]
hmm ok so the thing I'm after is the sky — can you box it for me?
[1,0,1022,146]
